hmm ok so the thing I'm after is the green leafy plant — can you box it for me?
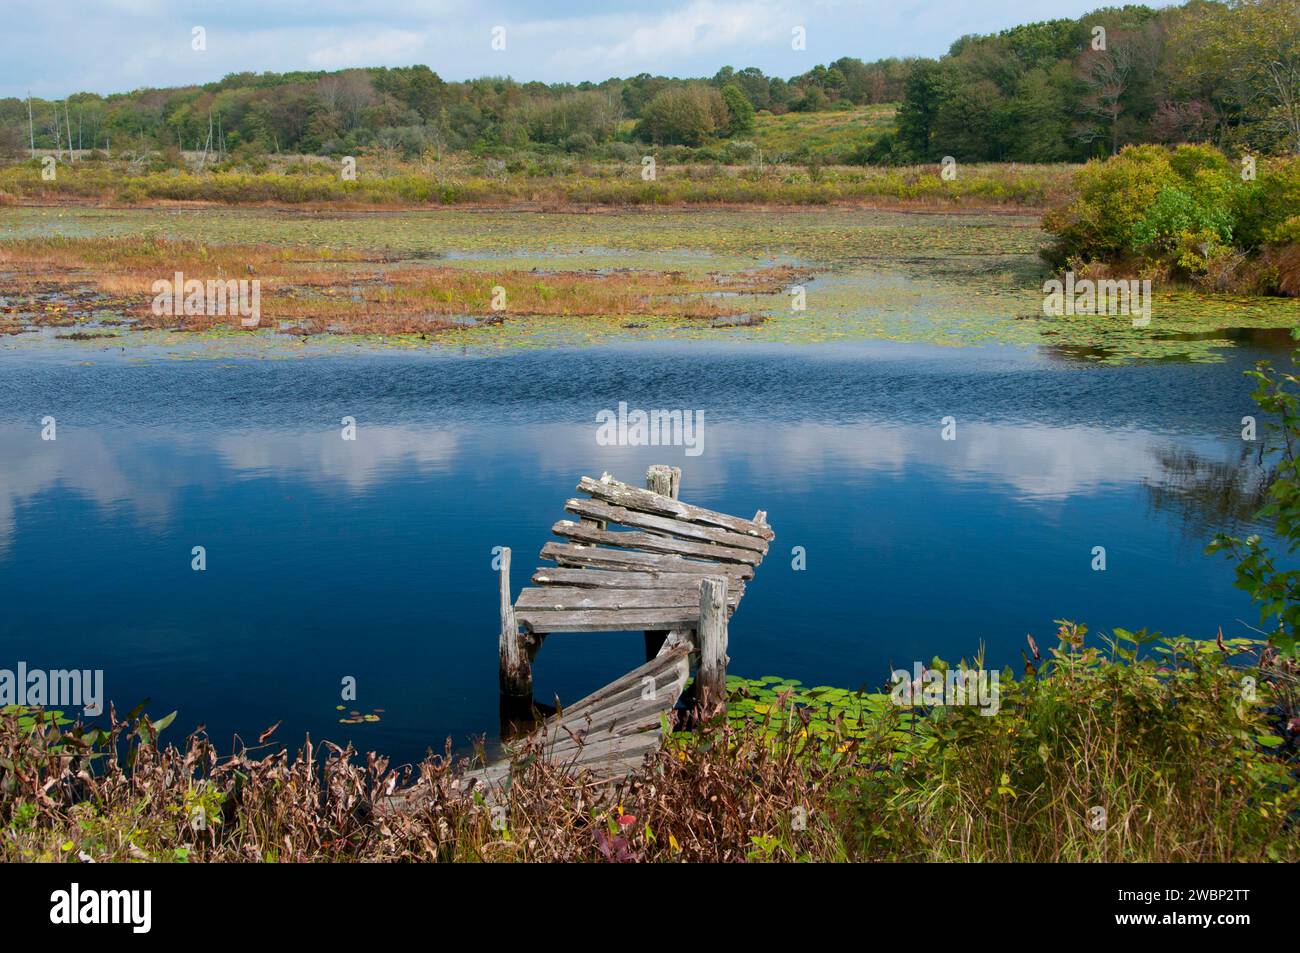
[1209,350,1300,656]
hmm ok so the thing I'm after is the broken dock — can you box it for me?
[481,464,774,787]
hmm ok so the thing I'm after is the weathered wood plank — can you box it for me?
[550,682,684,738]
[549,661,689,736]
[553,644,690,716]
[565,497,769,555]
[540,542,754,579]
[656,628,694,658]
[552,520,763,566]
[518,586,697,610]
[516,606,707,633]
[642,465,682,661]
[696,576,728,713]
[578,474,774,540]
[531,566,747,598]
[517,585,739,611]
[546,703,665,752]
[547,729,664,764]
[497,547,531,698]
[389,647,691,808]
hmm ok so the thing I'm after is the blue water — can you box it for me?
[0,340,1283,764]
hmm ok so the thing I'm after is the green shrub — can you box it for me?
[1210,351,1300,656]
[1044,144,1180,261]
[1131,183,1235,256]
[1235,157,1300,250]
[1045,144,1300,292]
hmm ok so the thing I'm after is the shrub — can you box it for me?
[720,84,756,136]
[633,86,729,146]
[600,141,639,162]
[1236,157,1300,250]
[562,132,596,154]
[1043,144,1180,262]
[1045,144,1300,292]
[1131,184,1235,256]
[720,140,758,164]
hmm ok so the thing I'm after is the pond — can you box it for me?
[0,337,1283,765]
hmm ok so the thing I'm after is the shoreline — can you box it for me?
[2,195,1049,216]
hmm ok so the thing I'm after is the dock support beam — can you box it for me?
[498,546,532,699]
[644,464,682,660]
[645,464,681,500]
[697,576,728,714]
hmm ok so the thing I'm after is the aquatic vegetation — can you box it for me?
[337,708,384,725]
[1,206,1294,362]
[1,628,1293,862]
[721,629,1298,861]
[0,235,801,337]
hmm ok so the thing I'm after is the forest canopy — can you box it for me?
[0,0,1294,162]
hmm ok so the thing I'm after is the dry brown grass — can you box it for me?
[0,236,800,337]
[0,706,851,863]
[2,632,1296,863]
[1262,242,1300,296]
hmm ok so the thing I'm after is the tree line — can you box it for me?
[892,0,1299,163]
[0,0,1294,162]
[0,53,911,160]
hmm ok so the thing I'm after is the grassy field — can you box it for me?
[750,103,897,158]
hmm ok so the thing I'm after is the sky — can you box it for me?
[1,0,1155,99]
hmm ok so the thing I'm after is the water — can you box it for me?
[0,339,1281,765]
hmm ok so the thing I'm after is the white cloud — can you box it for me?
[541,0,792,73]
[1,0,1131,97]
[0,416,1223,556]
[214,426,458,489]
[304,29,429,70]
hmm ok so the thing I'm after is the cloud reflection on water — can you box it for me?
[0,417,1238,557]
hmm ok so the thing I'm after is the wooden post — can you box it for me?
[643,464,682,659]
[497,547,531,698]
[646,464,681,500]
[697,576,728,714]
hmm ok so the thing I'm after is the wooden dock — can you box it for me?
[402,465,773,801]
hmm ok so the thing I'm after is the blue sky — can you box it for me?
[3,0,1155,99]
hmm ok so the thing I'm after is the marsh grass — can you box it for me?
[0,157,1073,210]
[0,236,802,337]
[2,630,1294,863]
